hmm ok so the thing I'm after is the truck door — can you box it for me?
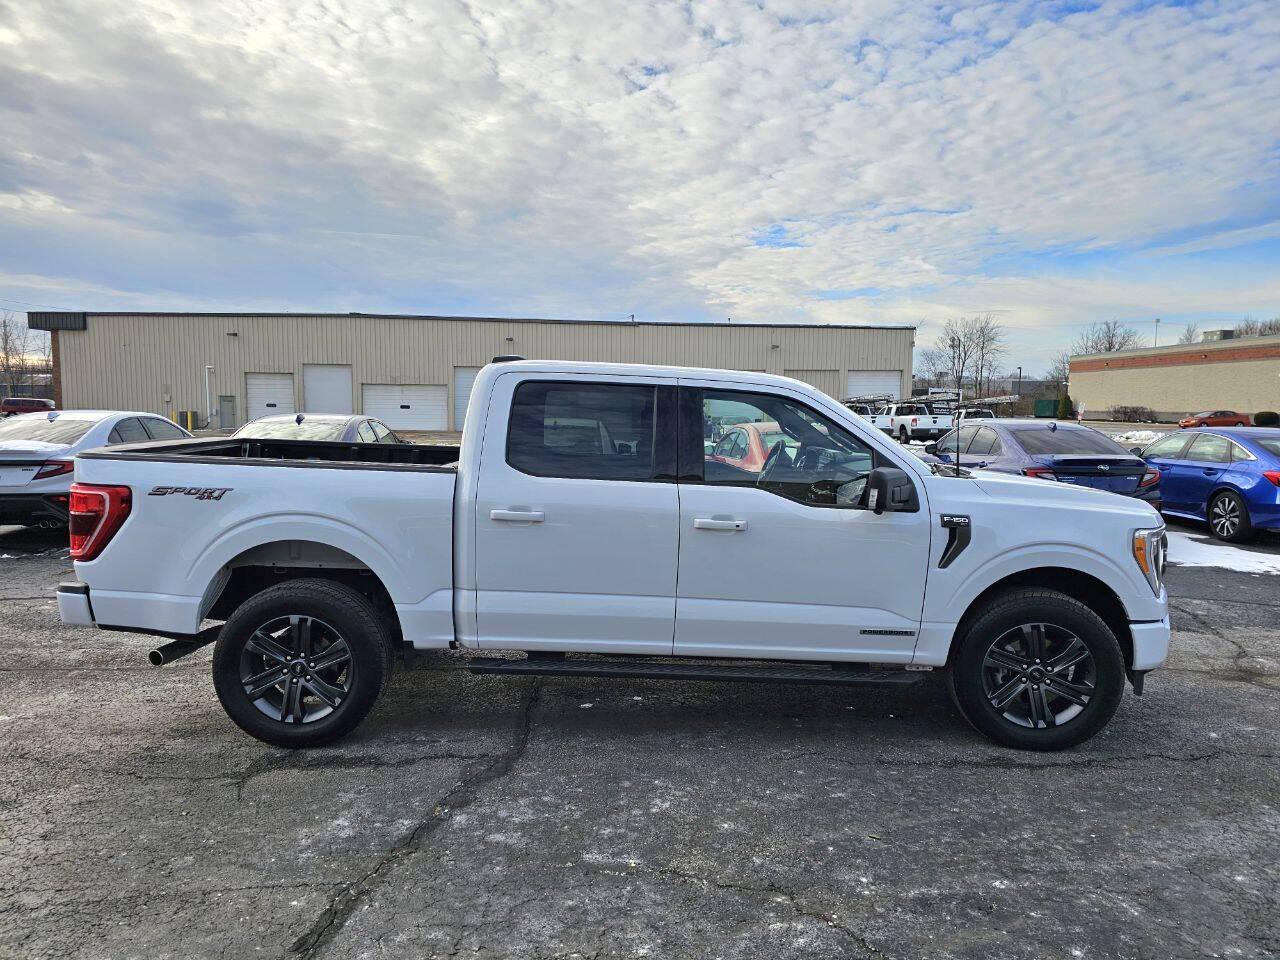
[673,383,931,662]
[473,375,680,654]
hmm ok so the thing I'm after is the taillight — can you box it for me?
[68,483,132,561]
[34,459,74,480]
[1139,468,1161,488]
[911,417,918,426]
[1264,470,1280,488]
[1023,467,1056,479]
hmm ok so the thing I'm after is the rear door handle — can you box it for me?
[490,509,545,523]
[1202,468,1216,475]
[693,518,747,531]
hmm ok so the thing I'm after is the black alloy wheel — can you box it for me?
[948,587,1125,750]
[213,579,393,747]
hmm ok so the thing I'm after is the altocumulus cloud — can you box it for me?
[1,0,1278,363]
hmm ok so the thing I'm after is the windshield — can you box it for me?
[1191,411,1214,418]
[1010,426,1128,456]
[233,418,348,440]
[0,417,95,444]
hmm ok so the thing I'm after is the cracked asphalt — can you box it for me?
[2,523,1278,959]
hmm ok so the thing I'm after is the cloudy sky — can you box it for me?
[2,0,1278,371]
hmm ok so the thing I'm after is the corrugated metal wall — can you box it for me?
[56,314,914,428]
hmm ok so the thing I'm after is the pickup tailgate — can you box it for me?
[67,451,456,644]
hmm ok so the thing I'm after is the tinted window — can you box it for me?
[967,427,1001,457]
[0,417,94,443]
[142,418,187,440]
[108,418,150,444]
[1142,434,1191,459]
[698,390,876,508]
[507,382,655,481]
[233,417,348,440]
[1187,433,1232,463]
[1010,426,1126,455]
[356,421,377,443]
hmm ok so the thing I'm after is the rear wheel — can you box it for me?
[212,578,394,747]
[1208,490,1253,543]
[948,588,1125,750]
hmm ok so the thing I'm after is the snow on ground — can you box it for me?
[1165,529,1280,574]
[1113,430,1162,446]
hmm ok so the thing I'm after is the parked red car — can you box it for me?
[1179,410,1250,428]
[707,420,799,473]
[1,397,55,417]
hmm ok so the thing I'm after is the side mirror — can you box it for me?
[924,442,938,455]
[1128,446,1144,457]
[867,467,919,515]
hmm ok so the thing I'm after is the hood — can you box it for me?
[0,441,73,460]
[971,469,1159,518]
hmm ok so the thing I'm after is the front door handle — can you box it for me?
[491,509,545,523]
[693,518,747,531]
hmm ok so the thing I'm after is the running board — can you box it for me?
[467,657,922,687]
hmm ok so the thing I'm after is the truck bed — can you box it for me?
[78,436,460,470]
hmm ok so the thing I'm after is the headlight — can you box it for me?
[1132,526,1166,596]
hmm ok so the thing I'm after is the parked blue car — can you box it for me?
[1137,427,1280,542]
[925,419,1162,508]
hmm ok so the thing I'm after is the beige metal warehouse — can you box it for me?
[29,312,916,431]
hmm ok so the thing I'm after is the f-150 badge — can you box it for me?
[148,486,233,501]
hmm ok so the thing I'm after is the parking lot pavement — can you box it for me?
[2,527,1278,960]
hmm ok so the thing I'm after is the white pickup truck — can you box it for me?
[859,401,955,443]
[56,360,1169,751]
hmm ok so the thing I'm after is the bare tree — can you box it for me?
[0,311,37,396]
[968,314,1006,397]
[1045,350,1071,384]
[1234,317,1261,337]
[1177,323,1199,344]
[1071,319,1142,355]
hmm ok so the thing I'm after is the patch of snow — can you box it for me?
[1113,430,1162,446]
[1166,530,1280,574]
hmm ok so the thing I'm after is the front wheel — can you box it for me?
[212,578,394,747]
[1208,490,1253,543]
[948,588,1125,750]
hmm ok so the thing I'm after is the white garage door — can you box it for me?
[362,384,447,430]
[453,367,482,430]
[303,364,353,414]
[845,370,902,400]
[246,373,295,421]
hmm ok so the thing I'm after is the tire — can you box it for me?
[212,578,394,747]
[1208,490,1253,543]
[898,427,909,444]
[947,588,1125,751]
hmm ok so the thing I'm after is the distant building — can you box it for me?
[28,312,915,430]
[1069,334,1280,420]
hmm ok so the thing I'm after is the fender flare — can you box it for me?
[185,514,412,612]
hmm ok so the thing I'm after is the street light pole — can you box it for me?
[1016,366,1022,397]
[1153,317,1160,347]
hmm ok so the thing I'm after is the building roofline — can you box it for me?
[27,310,915,333]
[1070,332,1280,362]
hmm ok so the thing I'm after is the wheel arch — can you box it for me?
[197,537,402,643]
[948,567,1134,669]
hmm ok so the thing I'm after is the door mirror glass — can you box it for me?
[924,442,938,455]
